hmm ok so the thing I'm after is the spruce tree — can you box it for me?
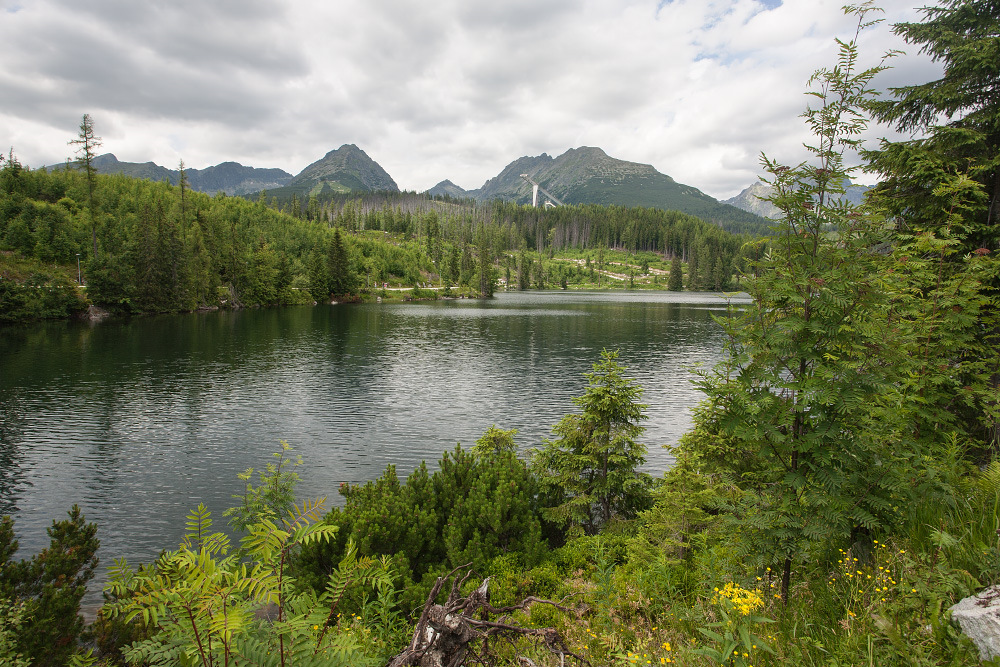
[668,255,683,290]
[328,226,351,297]
[869,0,1000,245]
[866,0,1000,455]
[308,246,329,301]
[532,349,651,535]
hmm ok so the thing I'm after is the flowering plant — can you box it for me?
[695,582,774,667]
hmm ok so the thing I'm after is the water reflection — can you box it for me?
[0,290,743,602]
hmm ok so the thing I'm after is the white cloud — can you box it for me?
[0,0,940,199]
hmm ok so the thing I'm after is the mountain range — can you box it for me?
[427,146,766,232]
[64,154,295,196]
[52,144,770,232]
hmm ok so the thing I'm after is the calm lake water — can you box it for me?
[0,290,742,599]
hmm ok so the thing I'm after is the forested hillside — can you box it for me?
[0,152,752,322]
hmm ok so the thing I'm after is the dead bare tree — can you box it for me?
[387,564,589,667]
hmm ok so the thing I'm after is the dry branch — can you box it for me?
[386,565,588,667]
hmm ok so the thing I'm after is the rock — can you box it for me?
[950,585,1000,660]
[84,304,110,322]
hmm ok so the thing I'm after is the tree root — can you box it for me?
[387,563,589,667]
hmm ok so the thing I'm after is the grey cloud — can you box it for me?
[0,0,943,198]
[1,0,305,131]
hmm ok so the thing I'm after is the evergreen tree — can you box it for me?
[866,0,1000,455]
[68,113,101,258]
[869,0,1000,246]
[178,159,189,226]
[517,250,531,290]
[686,244,699,290]
[308,246,329,301]
[712,256,725,291]
[533,256,546,289]
[446,243,460,286]
[0,507,99,667]
[668,255,683,290]
[459,243,474,286]
[445,446,544,568]
[532,349,651,535]
[328,226,352,297]
[476,226,494,297]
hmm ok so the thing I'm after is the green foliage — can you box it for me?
[667,254,683,290]
[445,447,545,568]
[103,450,399,666]
[627,443,721,575]
[693,5,914,602]
[869,0,1000,249]
[470,424,518,457]
[296,434,548,617]
[224,441,302,534]
[0,507,100,667]
[0,598,32,667]
[864,0,1000,461]
[0,260,88,322]
[532,349,652,535]
[69,114,101,258]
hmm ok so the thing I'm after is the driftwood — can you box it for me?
[387,564,588,667]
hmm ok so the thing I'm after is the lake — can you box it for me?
[0,290,742,596]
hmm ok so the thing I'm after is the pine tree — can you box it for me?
[0,507,99,667]
[445,446,544,568]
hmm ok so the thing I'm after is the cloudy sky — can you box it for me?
[1,0,940,199]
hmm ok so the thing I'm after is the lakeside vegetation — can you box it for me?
[2,2,1000,666]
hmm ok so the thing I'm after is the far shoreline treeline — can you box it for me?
[0,141,754,325]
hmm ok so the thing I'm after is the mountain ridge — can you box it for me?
[428,146,766,233]
[724,179,872,219]
[50,144,768,233]
[48,153,294,196]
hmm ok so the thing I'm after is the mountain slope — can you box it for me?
[432,147,769,234]
[270,144,399,198]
